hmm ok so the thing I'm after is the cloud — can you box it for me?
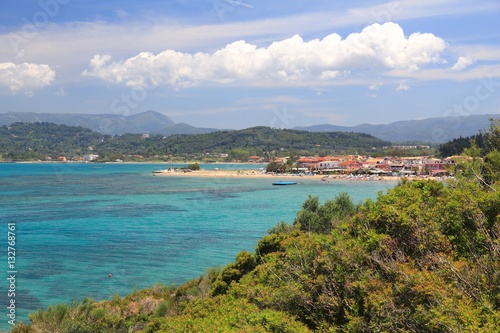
[237,95,305,106]
[369,82,384,90]
[0,0,491,88]
[452,45,500,62]
[0,62,55,93]
[115,10,129,20]
[82,22,446,88]
[388,64,500,81]
[396,79,410,91]
[55,87,67,96]
[450,56,474,71]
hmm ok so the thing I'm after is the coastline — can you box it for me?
[1,162,450,182]
[152,169,408,182]
[3,160,267,166]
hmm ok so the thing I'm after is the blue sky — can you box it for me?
[0,0,499,130]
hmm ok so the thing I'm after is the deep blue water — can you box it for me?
[0,163,394,329]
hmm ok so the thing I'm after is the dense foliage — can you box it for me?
[0,123,391,161]
[187,163,200,170]
[11,120,500,332]
[438,133,486,157]
[157,127,390,155]
[438,118,500,157]
[265,161,287,173]
[95,127,391,159]
[0,122,104,160]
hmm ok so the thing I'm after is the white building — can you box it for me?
[84,154,99,162]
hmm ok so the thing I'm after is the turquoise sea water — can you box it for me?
[0,163,394,329]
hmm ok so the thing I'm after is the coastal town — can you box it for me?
[38,149,464,178]
[41,152,460,177]
[147,153,464,181]
[264,154,458,177]
[230,148,463,176]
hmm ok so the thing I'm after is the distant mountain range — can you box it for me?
[0,110,218,136]
[0,111,497,143]
[295,114,499,143]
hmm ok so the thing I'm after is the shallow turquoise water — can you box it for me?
[0,163,394,329]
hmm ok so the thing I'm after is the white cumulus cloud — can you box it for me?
[450,56,474,71]
[0,62,55,93]
[82,22,446,88]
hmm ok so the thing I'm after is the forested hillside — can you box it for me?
[0,123,391,161]
[0,122,104,160]
[101,126,390,155]
[438,133,486,157]
[438,118,499,157]
[12,121,500,332]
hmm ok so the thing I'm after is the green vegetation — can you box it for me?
[0,122,104,161]
[438,133,486,157]
[438,118,500,157]
[0,122,391,162]
[265,161,287,173]
[265,157,295,173]
[372,145,438,158]
[12,121,500,332]
[187,163,200,170]
[158,127,390,155]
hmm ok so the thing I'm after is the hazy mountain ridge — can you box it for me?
[1,111,498,142]
[295,114,500,143]
[0,110,218,136]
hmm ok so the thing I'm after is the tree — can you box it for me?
[210,251,257,296]
[188,163,200,170]
[484,117,500,154]
[265,161,287,173]
[293,193,356,234]
[228,148,251,161]
[456,120,500,192]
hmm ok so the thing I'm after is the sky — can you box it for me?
[0,0,499,130]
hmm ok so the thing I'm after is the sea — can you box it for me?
[0,162,395,330]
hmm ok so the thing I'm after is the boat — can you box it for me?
[152,167,172,174]
[272,181,297,186]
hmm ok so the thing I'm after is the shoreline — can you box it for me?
[151,169,427,182]
[1,162,450,182]
[2,161,267,165]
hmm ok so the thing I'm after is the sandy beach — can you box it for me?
[152,168,405,182]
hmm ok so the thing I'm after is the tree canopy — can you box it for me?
[0,122,391,161]
[438,117,500,158]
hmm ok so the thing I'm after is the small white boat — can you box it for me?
[152,169,171,174]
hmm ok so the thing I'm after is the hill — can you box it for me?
[0,122,104,160]
[135,126,391,155]
[0,110,218,136]
[0,123,391,161]
[295,114,499,143]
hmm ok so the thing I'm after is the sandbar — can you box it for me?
[152,168,407,182]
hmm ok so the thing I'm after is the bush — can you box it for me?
[210,251,257,296]
[188,163,200,170]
